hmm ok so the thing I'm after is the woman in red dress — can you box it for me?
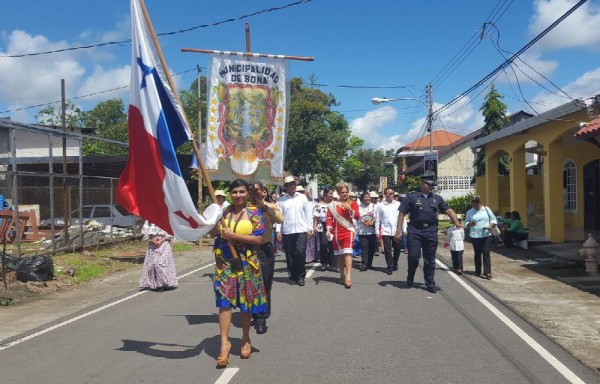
[326,182,359,288]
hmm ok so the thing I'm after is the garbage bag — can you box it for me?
[16,256,54,282]
[1,255,20,271]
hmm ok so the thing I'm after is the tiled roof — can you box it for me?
[575,115,600,138]
[401,130,463,150]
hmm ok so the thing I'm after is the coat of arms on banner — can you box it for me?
[205,56,288,182]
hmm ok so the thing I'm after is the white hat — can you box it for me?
[349,191,357,198]
[283,175,296,185]
[296,185,305,192]
[369,191,378,198]
[215,189,227,197]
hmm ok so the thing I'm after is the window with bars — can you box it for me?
[563,159,577,213]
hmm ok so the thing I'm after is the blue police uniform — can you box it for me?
[399,190,449,291]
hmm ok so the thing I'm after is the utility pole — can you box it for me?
[61,79,69,244]
[427,83,433,153]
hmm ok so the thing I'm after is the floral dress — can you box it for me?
[213,207,269,314]
[139,221,178,290]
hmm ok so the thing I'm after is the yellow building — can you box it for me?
[471,99,600,243]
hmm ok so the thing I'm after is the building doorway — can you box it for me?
[584,160,600,230]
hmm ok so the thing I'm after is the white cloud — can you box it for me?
[499,53,559,85]
[529,0,600,52]
[351,95,484,151]
[0,30,86,118]
[77,65,130,103]
[532,66,600,111]
[435,95,482,133]
[349,105,398,148]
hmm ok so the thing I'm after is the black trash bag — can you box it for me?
[3,256,21,271]
[16,256,54,282]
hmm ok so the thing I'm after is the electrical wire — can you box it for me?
[0,67,198,115]
[436,0,588,115]
[0,0,313,59]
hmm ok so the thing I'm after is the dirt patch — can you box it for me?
[1,240,147,306]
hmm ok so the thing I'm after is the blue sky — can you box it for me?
[2,0,600,150]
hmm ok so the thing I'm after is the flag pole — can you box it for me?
[138,0,217,203]
[137,0,239,260]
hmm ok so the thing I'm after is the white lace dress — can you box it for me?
[139,221,178,290]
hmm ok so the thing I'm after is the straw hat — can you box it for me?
[283,175,296,185]
[369,191,378,198]
[215,189,227,197]
[296,185,305,192]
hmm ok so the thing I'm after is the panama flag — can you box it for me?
[117,0,218,241]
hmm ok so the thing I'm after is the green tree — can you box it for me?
[80,99,128,155]
[179,73,208,155]
[342,146,395,192]
[286,78,351,186]
[475,84,510,176]
[36,101,83,128]
[397,175,421,194]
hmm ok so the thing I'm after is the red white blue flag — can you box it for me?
[117,0,217,240]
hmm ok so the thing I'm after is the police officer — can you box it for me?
[394,178,460,293]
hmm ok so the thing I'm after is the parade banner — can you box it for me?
[205,55,289,183]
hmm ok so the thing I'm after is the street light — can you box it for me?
[371,84,434,153]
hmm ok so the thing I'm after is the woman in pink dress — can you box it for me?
[326,183,359,288]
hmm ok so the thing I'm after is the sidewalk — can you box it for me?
[436,232,600,372]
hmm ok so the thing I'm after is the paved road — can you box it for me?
[0,251,598,384]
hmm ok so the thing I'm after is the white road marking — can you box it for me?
[214,367,239,384]
[306,262,321,278]
[0,262,216,352]
[437,259,586,384]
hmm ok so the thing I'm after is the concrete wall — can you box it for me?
[438,142,474,177]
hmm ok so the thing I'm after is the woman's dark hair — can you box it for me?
[360,192,370,200]
[253,181,272,203]
[504,211,511,217]
[228,178,249,192]
[323,186,331,195]
[511,211,521,220]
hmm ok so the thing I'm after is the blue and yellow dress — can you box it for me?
[213,207,268,314]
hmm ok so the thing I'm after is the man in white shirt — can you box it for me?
[276,176,314,286]
[377,187,404,275]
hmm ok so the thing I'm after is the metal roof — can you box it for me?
[470,99,588,149]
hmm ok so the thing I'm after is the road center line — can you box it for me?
[214,367,239,384]
[306,262,321,278]
[437,259,586,384]
[0,262,216,352]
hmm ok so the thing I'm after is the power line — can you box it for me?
[430,0,515,89]
[0,67,197,115]
[0,0,313,59]
[436,0,588,115]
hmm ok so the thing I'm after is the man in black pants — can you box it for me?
[394,179,460,293]
[276,176,313,286]
[250,183,283,335]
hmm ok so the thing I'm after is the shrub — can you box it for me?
[446,193,474,216]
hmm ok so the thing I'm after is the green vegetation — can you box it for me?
[474,84,510,176]
[446,193,474,216]
[171,241,196,252]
